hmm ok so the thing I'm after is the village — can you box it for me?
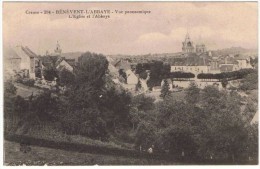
[4,32,257,97]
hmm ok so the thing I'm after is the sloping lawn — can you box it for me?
[4,141,178,165]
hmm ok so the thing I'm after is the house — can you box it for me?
[56,58,75,72]
[5,47,21,72]
[5,46,38,79]
[219,64,235,72]
[234,55,253,69]
[126,69,138,85]
[114,59,131,70]
[170,54,210,74]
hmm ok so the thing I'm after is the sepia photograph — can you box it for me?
[2,1,259,166]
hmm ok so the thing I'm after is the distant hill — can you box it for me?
[212,47,257,56]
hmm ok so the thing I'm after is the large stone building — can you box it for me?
[182,33,195,53]
[182,32,207,55]
[5,46,38,79]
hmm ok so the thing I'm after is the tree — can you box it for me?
[160,79,170,99]
[139,71,148,79]
[147,61,170,89]
[221,78,228,88]
[200,86,249,162]
[35,67,42,78]
[99,87,132,129]
[58,69,75,87]
[119,69,127,83]
[4,80,17,97]
[76,52,109,89]
[61,108,107,140]
[132,94,155,112]
[31,91,59,121]
[135,121,157,150]
[185,82,200,104]
[135,80,142,92]
[239,71,258,91]
[43,67,58,81]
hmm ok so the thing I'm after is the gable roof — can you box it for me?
[4,47,21,59]
[171,54,210,66]
[219,64,234,72]
[4,46,38,60]
[234,54,249,60]
[22,46,38,58]
[114,60,131,70]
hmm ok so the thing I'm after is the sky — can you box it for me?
[3,2,258,55]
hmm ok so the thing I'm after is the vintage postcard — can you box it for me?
[2,1,258,166]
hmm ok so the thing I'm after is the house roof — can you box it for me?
[4,46,38,60]
[234,54,249,60]
[22,46,38,58]
[171,54,210,66]
[219,64,234,72]
[4,47,21,59]
[65,59,76,67]
[114,60,131,70]
[218,56,238,65]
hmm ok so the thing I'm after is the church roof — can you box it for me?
[171,53,210,66]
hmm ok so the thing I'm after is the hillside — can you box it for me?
[212,47,257,56]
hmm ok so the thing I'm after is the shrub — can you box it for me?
[22,78,35,87]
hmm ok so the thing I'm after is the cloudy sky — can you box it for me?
[3,2,258,55]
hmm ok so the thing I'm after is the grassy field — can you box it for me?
[4,141,179,165]
[145,90,186,102]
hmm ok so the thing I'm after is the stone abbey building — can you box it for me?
[182,32,206,54]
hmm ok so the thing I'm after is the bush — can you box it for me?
[22,78,35,87]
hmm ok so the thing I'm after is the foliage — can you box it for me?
[197,68,255,80]
[43,67,58,81]
[160,79,170,99]
[139,71,148,80]
[58,69,75,87]
[99,87,132,130]
[221,78,228,88]
[168,72,195,79]
[119,69,127,83]
[135,121,157,149]
[31,91,59,121]
[147,61,170,89]
[35,67,42,78]
[185,82,200,104]
[61,108,107,140]
[4,80,17,97]
[135,80,142,91]
[250,57,258,68]
[239,71,258,91]
[135,63,151,74]
[131,94,155,112]
[76,52,108,89]
[21,78,35,87]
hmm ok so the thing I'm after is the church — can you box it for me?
[182,32,207,54]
